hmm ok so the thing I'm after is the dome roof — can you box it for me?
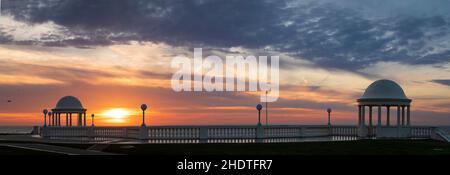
[54,96,84,110]
[360,79,408,100]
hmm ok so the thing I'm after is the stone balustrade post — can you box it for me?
[199,127,208,143]
[88,126,94,141]
[139,126,149,140]
[123,128,128,138]
[256,125,265,143]
[42,126,48,139]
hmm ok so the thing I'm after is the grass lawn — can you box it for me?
[102,139,450,155]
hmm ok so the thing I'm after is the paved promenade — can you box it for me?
[0,134,118,155]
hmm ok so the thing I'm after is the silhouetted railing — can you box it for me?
[410,126,434,138]
[330,126,358,136]
[37,125,440,143]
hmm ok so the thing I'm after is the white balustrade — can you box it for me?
[331,126,358,136]
[39,125,437,142]
[411,126,433,138]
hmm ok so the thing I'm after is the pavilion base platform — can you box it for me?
[376,127,411,138]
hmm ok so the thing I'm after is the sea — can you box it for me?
[0,126,34,134]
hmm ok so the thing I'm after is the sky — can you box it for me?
[0,0,449,126]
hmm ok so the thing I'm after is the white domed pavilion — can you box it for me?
[357,79,412,138]
[49,96,87,127]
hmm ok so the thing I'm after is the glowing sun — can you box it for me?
[102,108,130,123]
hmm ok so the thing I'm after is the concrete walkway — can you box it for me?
[0,134,120,155]
[0,143,119,155]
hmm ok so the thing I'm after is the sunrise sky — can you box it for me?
[0,0,449,126]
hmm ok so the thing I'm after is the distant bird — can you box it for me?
[7,100,11,103]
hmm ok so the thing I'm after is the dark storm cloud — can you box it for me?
[2,0,450,70]
[3,0,285,47]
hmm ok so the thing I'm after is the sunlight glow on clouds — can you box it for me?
[0,15,74,42]
[0,74,64,85]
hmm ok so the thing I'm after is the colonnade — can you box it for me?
[47,112,87,127]
[358,105,411,128]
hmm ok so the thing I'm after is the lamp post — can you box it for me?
[43,109,48,127]
[91,114,95,126]
[141,104,147,127]
[265,91,268,126]
[256,104,263,127]
[327,108,332,127]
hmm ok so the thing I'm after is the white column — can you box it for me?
[369,106,373,136]
[407,105,411,126]
[369,106,373,127]
[359,105,367,137]
[401,106,405,126]
[358,105,361,127]
[84,113,87,126]
[377,105,381,127]
[78,113,81,126]
[362,106,365,126]
[397,106,400,128]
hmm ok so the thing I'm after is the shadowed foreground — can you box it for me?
[99,139,450,155]
[2,139,450,155]
[0,145,59,155]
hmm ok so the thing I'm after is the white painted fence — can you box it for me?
[37,125,439,143]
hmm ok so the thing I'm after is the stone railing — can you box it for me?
[410,126,434,138]
[432,127,450,142]
[40,125,338,142]
[330,126,359,136]
[37,125,439,143]
[41,126,140,141]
